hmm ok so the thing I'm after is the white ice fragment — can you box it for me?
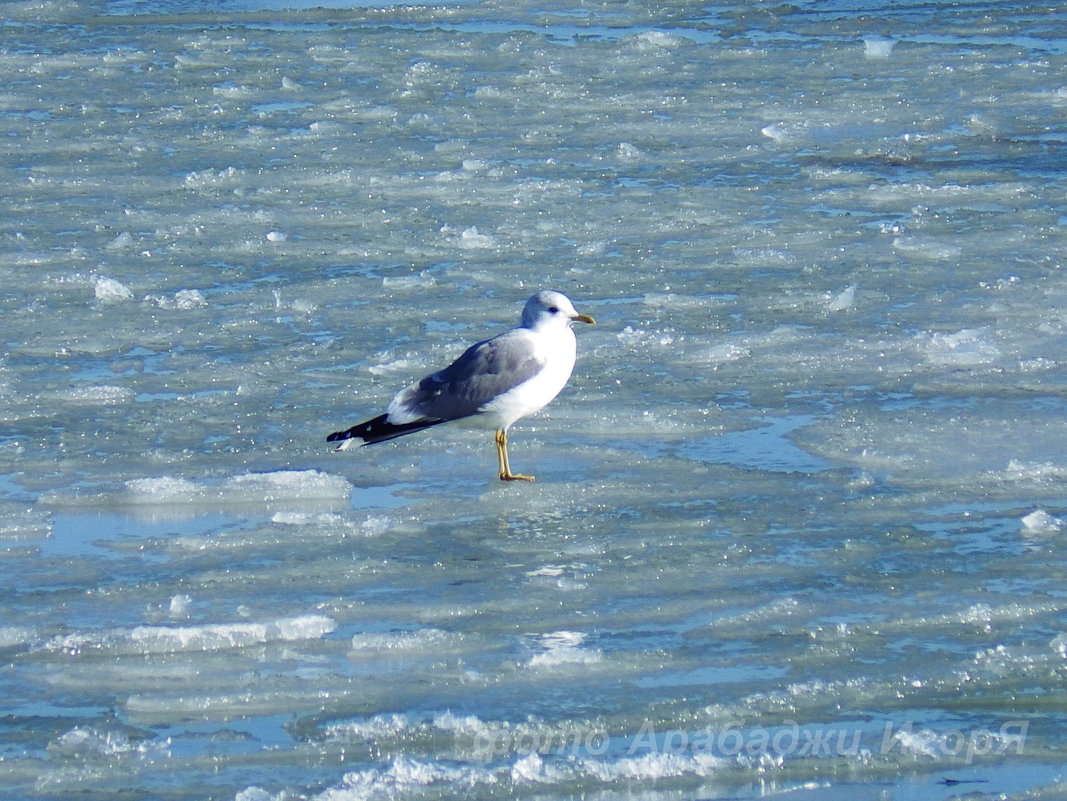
[1019,357,1057,373]
[892,236,962,260]
[127,614,336,652]
[94,276,134,302]
[863,38,896,59]
[212,83,251,97]
[272,510,340,525]
[323,713,413,741]
[702,340,750,366]
[527,631,602,669]
[145,288,207,309]
[235,789,274,801]
[1021,509,1062,535]
[104,231,134,251]
[1051,633,1067,657]
[431,710,489,735]
[456,226,494,249]
[0,626,37,647]
[0,508,51,539]
[308,120,344,135]
[124,470,351,505]
[183,165,239,187]
[826,284,856,312]
[168,594,192,619]
[1005,460,1067,484]
[222,470,352,502]
[361,515,397,535]
[49,727,150,758]
[511,752,548,783]
[174,288,207,308]
[281,76,301,91]
[761,123,789,142]
[632,30,686,49]
[921,327,999,366]
[266,230,287,242]
[54,385,134,404]
[125,476,203,503]
[965,114,999,138]
[473,85,505,99]
[350,628,458,652]
[526,565,565,577]
[617,142,641,160]
[272,290,317,313]
[382,272,435,290]
[369,357,419,376]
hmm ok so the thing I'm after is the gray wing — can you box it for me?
[388,330,545,422]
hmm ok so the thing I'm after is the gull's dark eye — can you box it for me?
[548,306,560,314]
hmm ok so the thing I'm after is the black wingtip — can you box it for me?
[327,414,444,446]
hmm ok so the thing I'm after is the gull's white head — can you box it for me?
[520,290,596,331]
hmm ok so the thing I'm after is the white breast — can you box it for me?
[475,326,577,431]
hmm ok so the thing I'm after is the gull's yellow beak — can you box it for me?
[572,313,596,325]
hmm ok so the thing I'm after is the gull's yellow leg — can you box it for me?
[495,429,534,482]
[494,429,508,477]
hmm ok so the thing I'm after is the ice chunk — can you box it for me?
[350,628,459,653]
[0,626,37,648]
[168,594,192,619]
[528,631,602,669]
[700,339,751,366]
[368,357,419,376]
[511,752,549,783]
[49,726,162,758]
[94,276,133,302]
[235,789,273,801]
[0,507,52,539]
[144,288,207,309]
[863,38,896,59]
[921,328,999,366]
[582,750,724,782]
[123,470,352,505]
[104,231,134,251]
[892,236,962,260]
[124,476,203,502]
[826,284,856,312]
[53,385,134,404]
[224,470,351,502]
[47,615,336,656]
[1021,509,1062,535]
[323,712,412,741]
[760,123,790,143]
[454,225,494,249]
[1005,460,1067,484]
[1051,634,1067,657]
[631,30,687,49]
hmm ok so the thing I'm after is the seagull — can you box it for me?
[327,290,595,481]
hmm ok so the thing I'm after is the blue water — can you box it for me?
[2,1,1067,799]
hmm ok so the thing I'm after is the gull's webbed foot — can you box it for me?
[494,430,533,482]
[499,471,535,482]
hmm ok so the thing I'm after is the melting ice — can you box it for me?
[2,0,1067,799]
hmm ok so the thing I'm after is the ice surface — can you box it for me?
[38,470,356,507]
[2,0,1067,799]
[45,614,336,655]
[93,276,134,302]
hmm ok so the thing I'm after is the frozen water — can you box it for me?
[2,0,1067,799]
